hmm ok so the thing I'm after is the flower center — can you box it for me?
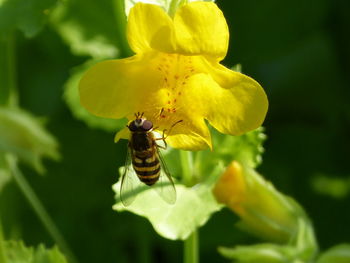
[156,53,196,119]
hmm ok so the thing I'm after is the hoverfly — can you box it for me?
[120,112,182,206]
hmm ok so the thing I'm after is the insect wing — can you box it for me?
[120,148,139,206]
[153,149,176,204]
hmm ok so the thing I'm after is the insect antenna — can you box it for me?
[134,112,145,119]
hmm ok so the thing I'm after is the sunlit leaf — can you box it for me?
[317,244,350,263]
[0,0,57,38]
[0,107,59,173]
[4,240,68,263]
[112,163,224,240]
[64,61,127,132]
[50,0,119,58]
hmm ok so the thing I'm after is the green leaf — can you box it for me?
[4,240,68,263]
[112,161,224,240]
[63,61,127,132]
[317,244,350,263]
[0,154,11,192]
[0,0,57,38]
[218,191,318,263]
[0,107,59,173]
[218,220,317,263]
[218,244,296,263]
[50,0,119,58]
[190,128,266,184]
[212,127,266,168]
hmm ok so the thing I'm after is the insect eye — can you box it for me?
[128,121,138,132]
[142,120,153,131]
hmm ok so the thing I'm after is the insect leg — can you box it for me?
[155,119,183,148]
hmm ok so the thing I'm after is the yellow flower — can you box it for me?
[79,2,268,150]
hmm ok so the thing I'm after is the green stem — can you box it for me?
[179,150,193,186]
[113,0,133,58]
[184,230,199,263]
[6,155,79,263]
[180,150,199,263]
[0,218,7,263]
[0,33,18,107]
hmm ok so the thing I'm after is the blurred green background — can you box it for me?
[1,0,350,262]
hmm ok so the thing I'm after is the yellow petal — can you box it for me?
[114,127,130,143]
[187,59,268,136]
[127,3,175,54]
[79,52,163,119]
[166,117,212,150]
[174,2,229,60]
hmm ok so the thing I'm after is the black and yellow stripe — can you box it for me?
[132,149,160,186]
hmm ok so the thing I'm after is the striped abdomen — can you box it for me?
[132,147,160,186]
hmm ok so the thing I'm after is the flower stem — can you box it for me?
[6,155,79,263]
[179,150,193,186]
[184,230,199,263]
[0,218,7,263]
[180,150,199,263]
[0,33,18,107]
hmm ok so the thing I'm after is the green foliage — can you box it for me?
[219,220,318,263]
[191,128,266,184]
[0,0,57,38]
[63,61,127,132]
[3,240,67,263]
[311,174,350,199]
[50,0,120,59]
[0,107,59,173]
[211,127,266,168]
[50,0,131,131]
[0,155,10,192]
[316,244,350,263]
